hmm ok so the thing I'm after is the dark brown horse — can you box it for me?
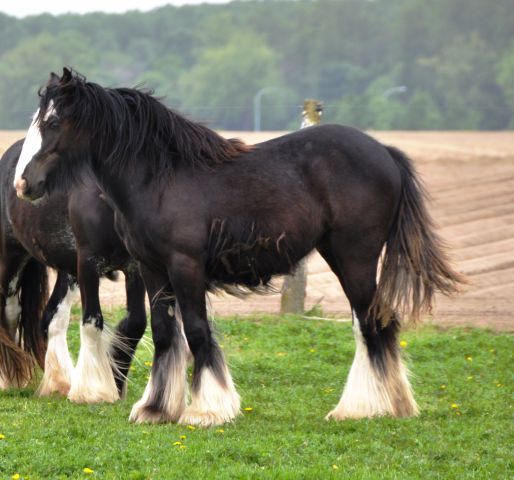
[1,138,147,401]
[16,69,464,426]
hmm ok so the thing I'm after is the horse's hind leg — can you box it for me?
[129,266,187,424]
[110,266,147,398]
[37,272,77,396]
[68,254,119,403]
[319,237,418,420]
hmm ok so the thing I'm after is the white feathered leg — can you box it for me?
[68,319,119,403]
[129,320,188,423]
[38,286,78,396]
[179,348,240,427]
[326,311,418,420]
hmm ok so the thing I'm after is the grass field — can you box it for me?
[0,311,512,479]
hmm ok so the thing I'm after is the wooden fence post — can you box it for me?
[280,99,323,314]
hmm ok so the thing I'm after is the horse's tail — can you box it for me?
[0,258,48,386]
[19,258,49,369]
[370,146,466,325]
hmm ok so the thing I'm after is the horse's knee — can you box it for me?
[183,320,210,356]
[117,311,147,341]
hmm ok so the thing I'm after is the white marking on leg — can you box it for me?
[179,357,241,427]
[326,311,418,420]
[68,319,120,403]
[37,286,78,396]
[5,296,21,340]
[5,276,21,340]
[174,303,192,362]
[129,325,188,424]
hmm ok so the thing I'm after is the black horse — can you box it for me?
[17,69,464,426]
[1,138,147,402]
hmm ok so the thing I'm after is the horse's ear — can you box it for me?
[61,67,73,83]
[48,72,60,86]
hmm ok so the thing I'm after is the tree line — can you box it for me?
[1,0,513,130]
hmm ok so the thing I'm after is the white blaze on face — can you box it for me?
[13,101,56,188]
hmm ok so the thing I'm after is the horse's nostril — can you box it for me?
[15,178,27,198]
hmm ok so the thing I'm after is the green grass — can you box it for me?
[0,312,512,479]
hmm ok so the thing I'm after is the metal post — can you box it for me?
[280,99,323,314]
[253,86,279,132]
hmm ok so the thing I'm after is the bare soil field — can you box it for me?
[2,130,513,331]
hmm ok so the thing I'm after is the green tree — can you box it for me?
[401,90,443,130]
[496,41,514,127]
[178,33,285,130]
[0,31,98,128]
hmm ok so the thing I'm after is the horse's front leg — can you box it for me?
[170,253,241,427]
[37,272,77,396]
[68,253,119,403]
[129,266,188,423]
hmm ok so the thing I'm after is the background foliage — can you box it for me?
[1,0,513,130]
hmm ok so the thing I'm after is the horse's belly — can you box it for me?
[207,237,311,287]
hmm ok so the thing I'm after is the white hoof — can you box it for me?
[37,349,73,396]
[179,365,240,427]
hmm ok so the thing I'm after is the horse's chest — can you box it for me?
[113,211,159,265]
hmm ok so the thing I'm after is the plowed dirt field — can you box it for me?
[2,130,513,331]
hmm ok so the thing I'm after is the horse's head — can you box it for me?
[14,68,85,202]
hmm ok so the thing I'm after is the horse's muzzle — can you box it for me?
[15,177,27,199]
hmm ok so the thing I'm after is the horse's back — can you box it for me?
[247,124,402,229]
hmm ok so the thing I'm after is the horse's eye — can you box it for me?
[48,120,60,130]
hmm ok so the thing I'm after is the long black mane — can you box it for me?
[38,70,251,177]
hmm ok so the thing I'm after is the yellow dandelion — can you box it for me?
[440,384,446,390]
[179,445,187,449]
[466,356,472,361]
[173,441,182,446]
[489,348,496,353]
[243,337,249,341]
[0,434,5,440]
[309,348,316,353]
[83,467,94,474]
[244,407,253,412]
[144,361,153,367]
[12,474,20,480]
[129,365,136,371]
[332,465,339,470]
[467,376,473,380]
[217,429,224,434]
[276,352,286,357]
[399,340,408,348]
[180,435,186,440]
[187,425,196,431]
[323,387,334,394]
[451,403,459,409]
